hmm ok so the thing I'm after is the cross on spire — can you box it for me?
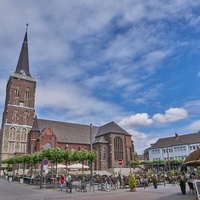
[26,23,29,31]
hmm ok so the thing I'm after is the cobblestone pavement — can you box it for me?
[0,178,197,200]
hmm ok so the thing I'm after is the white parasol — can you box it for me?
[67,163,89,169]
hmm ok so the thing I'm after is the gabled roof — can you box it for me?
[137,154,144,160]
[95,121,130,137]
[148,132,200,149]
[15,29,31,77]
[31,115,39,132]
[93,136,108,144]
[37,119,98,144]
[34,119,130,145]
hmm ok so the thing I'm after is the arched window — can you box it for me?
[13,110,18,124]
[21,128,27,141]
[71,148,76,153]
[9,142,15,153]
[15,141,19,150]
[44,142,52,149]
[25,88,30,99]
[9,127,16,140]
[114,136,123,160]
[102,147,106,160]
[20,143,26,153]
[15,86,20,97]
[23,111,29,124]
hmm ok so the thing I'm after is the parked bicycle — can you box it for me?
[98,176,113,192]
[75,181,87,192]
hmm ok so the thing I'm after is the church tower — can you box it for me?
[0,26,36,161]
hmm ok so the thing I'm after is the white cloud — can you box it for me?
[152,107,188,123]
[183,100,200,115]
[133,84,163,105]
[0,0,200,155]
[186,120,200,131]
[127,129,158,154]
[119,113,153,129]
[35,79,122,124]
[119,107,189,131]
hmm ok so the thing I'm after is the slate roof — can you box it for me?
[37,118,98,144]
[15,30,31,77]
[137,154,144,160]
[93,136,108,144]
[95,121,130,137]
[34,119,130,145]
[148,132,200,149]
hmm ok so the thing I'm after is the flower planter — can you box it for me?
[128,173,136,190]
[130,188,136,192]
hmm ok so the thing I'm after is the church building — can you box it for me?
[0,28,134,170]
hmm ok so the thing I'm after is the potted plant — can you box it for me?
[8,174,13,182]
[128,173,136,192]
[19,174,24,184]
[152,175,157,189]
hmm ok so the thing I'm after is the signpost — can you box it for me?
[118,159,123,165]
[118,159,123,188]
[41,159,48,189]
[43,159,48,165]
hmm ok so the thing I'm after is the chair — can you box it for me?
[188,182,195,194]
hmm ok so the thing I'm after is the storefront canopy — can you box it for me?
[184,148,200,166]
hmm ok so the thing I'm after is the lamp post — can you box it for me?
[167,147,171,171]
[40,157,44,189]
[12,153,16,182]
[90,124,94,192]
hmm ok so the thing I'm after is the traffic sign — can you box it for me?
[118,159,123,165]
[43,159,48,165]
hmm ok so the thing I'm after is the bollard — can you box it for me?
[69,182,72,193]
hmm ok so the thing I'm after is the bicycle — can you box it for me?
[98,180,111,192]
[75,181,87,192]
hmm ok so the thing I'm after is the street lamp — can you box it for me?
[167,147,171,171]
[12,153,16,181]
[89,124,94,192]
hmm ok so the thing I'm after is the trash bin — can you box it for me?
[9,177,12,182]
[20,178,23,184]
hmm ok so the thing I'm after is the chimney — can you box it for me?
[175,133,179,139]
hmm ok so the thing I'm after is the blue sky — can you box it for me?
[0,0,200,154]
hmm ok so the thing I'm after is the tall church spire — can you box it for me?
[15,24,31,77]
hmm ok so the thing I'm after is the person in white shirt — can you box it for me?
[65,172,71,192]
